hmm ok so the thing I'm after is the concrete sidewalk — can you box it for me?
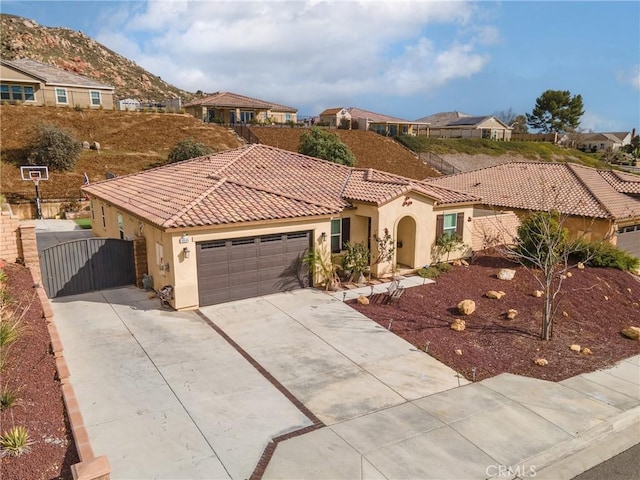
[262,355,640,479]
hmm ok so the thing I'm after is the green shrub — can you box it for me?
[168,138,213,163]
[573,240,639,271]
[0,385,21,411]
[298,127,356,166]
[27,123,82,171]
[418,266,440,279]
[435,262,452,273]
[0,426,33,457]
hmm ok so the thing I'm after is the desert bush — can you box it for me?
[572,240,639,271]
[418,266,440,279]
[435,262,452,273]
[168,138,213,163]
[0,385,21,411]
[0,426,33,457]
[27,123,82,171]
[298,127,356,166]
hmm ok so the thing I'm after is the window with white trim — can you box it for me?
[90,90,101,106]
[330,218,351,253]
[100,205,106,228]
[55,88,68,104]
[443,213,458,237]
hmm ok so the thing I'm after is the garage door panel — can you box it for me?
[197,231,310,306]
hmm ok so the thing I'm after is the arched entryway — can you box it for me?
[395,216,416,269]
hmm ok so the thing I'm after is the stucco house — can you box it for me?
[0,58,114,109]
[428,162,640,258]
[318,107,429,136]
[83,144,478,309]
[575,132,632,152]
[183,91,297,124]
[416,112,512,140]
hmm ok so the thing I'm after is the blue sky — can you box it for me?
[2,0,639,132]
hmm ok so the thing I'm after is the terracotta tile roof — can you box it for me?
[183,91,296,112]
[2,58,114,90]
[319,107,343,116]
[427,162,640,221]
[84,144,478,229]
[599,170,640,194]
[346,107,412,124]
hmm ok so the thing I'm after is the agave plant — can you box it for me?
[0,426,33,457]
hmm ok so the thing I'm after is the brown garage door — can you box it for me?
[196,232,311,306]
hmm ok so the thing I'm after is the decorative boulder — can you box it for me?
[533,290,543,298]
[506,309,518,320]
[582,347,593,355]
[454,349,463,355]
[486,290,505,300]
[497,268,516,281]
[90,141,101,151]
[356,295,369,305]
[577,262,585,269]
[569,344,581,352]
[457,300,476,315]
[621,326,640,341]
[82,140,90,149]
[450,319,466,331]
[534,358,548,366]
[566,272,573,278]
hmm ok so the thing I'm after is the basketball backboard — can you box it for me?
[20,165,49,182]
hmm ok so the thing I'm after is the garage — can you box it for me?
[617,224,640,259]
[196,231,312,306]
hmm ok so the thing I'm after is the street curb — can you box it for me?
[505,406,640,480]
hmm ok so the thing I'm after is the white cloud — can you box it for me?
[616,65,640,90]
[94,0,495,108]
[580,111,626,132]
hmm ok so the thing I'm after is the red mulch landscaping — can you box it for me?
[350,254,640,382]
[0,262,79,479]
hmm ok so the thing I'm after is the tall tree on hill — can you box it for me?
[298,127,356,166]
[526,90,584,133]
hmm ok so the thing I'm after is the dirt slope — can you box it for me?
[251,127,441,180]
[0,105,243,200]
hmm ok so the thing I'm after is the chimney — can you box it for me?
[632,127,636,139]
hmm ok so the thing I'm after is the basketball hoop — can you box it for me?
[20,166,49,219]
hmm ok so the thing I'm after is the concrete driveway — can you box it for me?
[51,286,466,479]
[51,286,639,480]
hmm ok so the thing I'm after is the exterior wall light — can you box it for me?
[183,247,191,258]
[321,232,327,241]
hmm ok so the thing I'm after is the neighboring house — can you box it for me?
[183,91,297,124]
[0,58,114,109]
[318,107,429,136]
[415,112,512,140]
[119,98,141,111]
[575,132,632,152]
[428,162,640,258]
[83,144,478,309]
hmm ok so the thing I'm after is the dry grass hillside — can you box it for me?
[0,105,242,200]
[251,127,441,180]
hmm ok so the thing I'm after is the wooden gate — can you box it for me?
[40,238,135,298]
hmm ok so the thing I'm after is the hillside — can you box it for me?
[1,13,193,103]
[0,105,243,200]
[251,127,441,179]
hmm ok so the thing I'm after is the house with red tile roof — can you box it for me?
[318,107,429,136]
[428,162,640,258]
[183,91,297,125]
[83,144,479,309]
